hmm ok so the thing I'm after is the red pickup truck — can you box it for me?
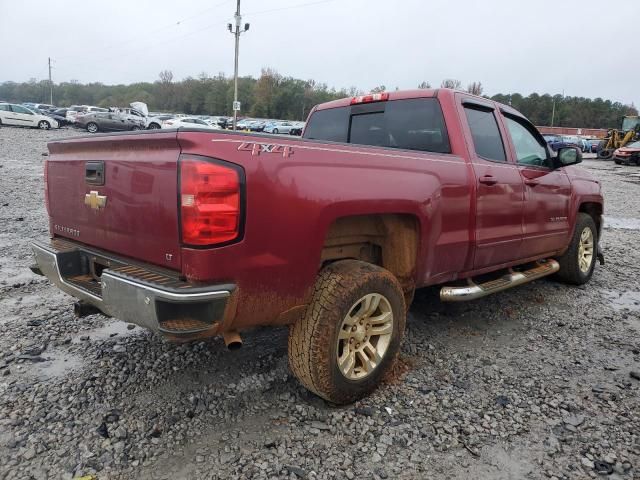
[32,88,604,404]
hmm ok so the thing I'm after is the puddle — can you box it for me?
[604,217,640,230]
[36,349,83,379]
[603,290,640,312]
[73,320,140,343]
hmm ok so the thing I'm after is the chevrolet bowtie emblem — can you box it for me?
[84,190,107,210]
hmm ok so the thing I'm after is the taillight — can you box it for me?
[43,158,50,215]
[350,92,389,105]
[180,157,242,246]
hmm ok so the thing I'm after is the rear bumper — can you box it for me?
[31,239,236,339]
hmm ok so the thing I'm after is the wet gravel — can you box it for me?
[0,126,639,479]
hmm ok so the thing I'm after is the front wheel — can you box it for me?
[131,125,141,131]
[38,120,51,130]
[555,213,597,285]
[87,122,99,133]
[148,123,160,129]
[598,148,613,160]
[272,128,279,134]
[288,260,406,404]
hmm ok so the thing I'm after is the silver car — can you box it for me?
[75,111,145,133]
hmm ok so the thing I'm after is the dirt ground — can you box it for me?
[0,126,638,480]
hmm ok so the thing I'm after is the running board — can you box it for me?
[440,259,560,302]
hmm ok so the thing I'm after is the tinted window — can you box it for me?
[505,116,550,167]
[464,107,506,162]
[304,98,450,153]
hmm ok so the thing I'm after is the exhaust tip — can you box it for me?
[222,331,243,350]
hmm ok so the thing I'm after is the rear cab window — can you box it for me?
[303,97,451,154]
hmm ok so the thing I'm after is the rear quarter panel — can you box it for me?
[178,127,472,330]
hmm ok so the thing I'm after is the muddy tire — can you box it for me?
[555,213,597,285]
[288,260,406,404]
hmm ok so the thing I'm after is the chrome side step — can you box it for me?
[440,259,560,302]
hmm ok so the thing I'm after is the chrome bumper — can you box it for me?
[31,240,235,336]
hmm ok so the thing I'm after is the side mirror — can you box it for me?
[555,146,582,168]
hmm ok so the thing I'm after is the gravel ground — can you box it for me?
[0,126,639,480]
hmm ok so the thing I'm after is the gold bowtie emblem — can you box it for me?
[84,190,107,210]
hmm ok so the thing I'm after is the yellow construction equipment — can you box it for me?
[598,116,640,159]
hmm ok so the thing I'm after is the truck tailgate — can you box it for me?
[46,132,182,270]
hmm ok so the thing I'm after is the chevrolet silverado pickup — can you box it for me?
[32,88,604,404]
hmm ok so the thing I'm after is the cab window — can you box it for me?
[463,106,506,162]
[504,116,550,168]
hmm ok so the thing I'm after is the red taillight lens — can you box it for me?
[180,157,241,246]
[350,92,389,105]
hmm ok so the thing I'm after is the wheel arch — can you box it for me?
[320,213,420,304]
[579,201,603,234]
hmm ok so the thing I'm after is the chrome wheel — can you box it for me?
[336,293,394,380]
[578,227,594,273]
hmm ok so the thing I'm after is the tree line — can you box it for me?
[0,70,636,129]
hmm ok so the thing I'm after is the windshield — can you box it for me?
[625,141,640,148]
[622,117,640,131]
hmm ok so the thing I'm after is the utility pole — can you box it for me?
[48,57,53,105]
[551,98,556,127]
[228,0,250,130]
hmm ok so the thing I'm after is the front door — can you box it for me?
[458,97,525,269]
[502,114,571,257]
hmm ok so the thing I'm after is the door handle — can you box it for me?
[524,179,539,187]
[478,175,498,186]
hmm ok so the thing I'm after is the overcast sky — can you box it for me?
[1,0,638,105]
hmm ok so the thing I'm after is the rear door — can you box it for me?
[10,105,37,126]
[457,96,525,269]
[501,112,571,257]
[0,104,13,125]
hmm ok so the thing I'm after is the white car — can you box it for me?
[161,117,220,129]
[0,103,59,129]
[263,121,296,134]
[67,105,108,123]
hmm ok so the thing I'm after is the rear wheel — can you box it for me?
[288,260,406,404]
[131,125,141,131]
[555,213,597,285]
[273,128,279,134]
[148,123,160,129]
[87,122,99,133]
[38,120,50,130]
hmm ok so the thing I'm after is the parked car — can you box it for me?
[32,108,69,127]
[613,141,640,165]
[66,105,87,123]
[0,103,59,129]
[247,120,266,132]
[75,111,145,133]
[589,139,603,153]
[263,121,297,134]
[161,117,220,129]
[543,134,576,152]
[147,114,174,129]
[49,109,71,127]
[32,103,56,112]
[32,88,602,405]
[289,122,305,136]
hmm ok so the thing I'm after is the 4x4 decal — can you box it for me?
[238,142,294,158]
